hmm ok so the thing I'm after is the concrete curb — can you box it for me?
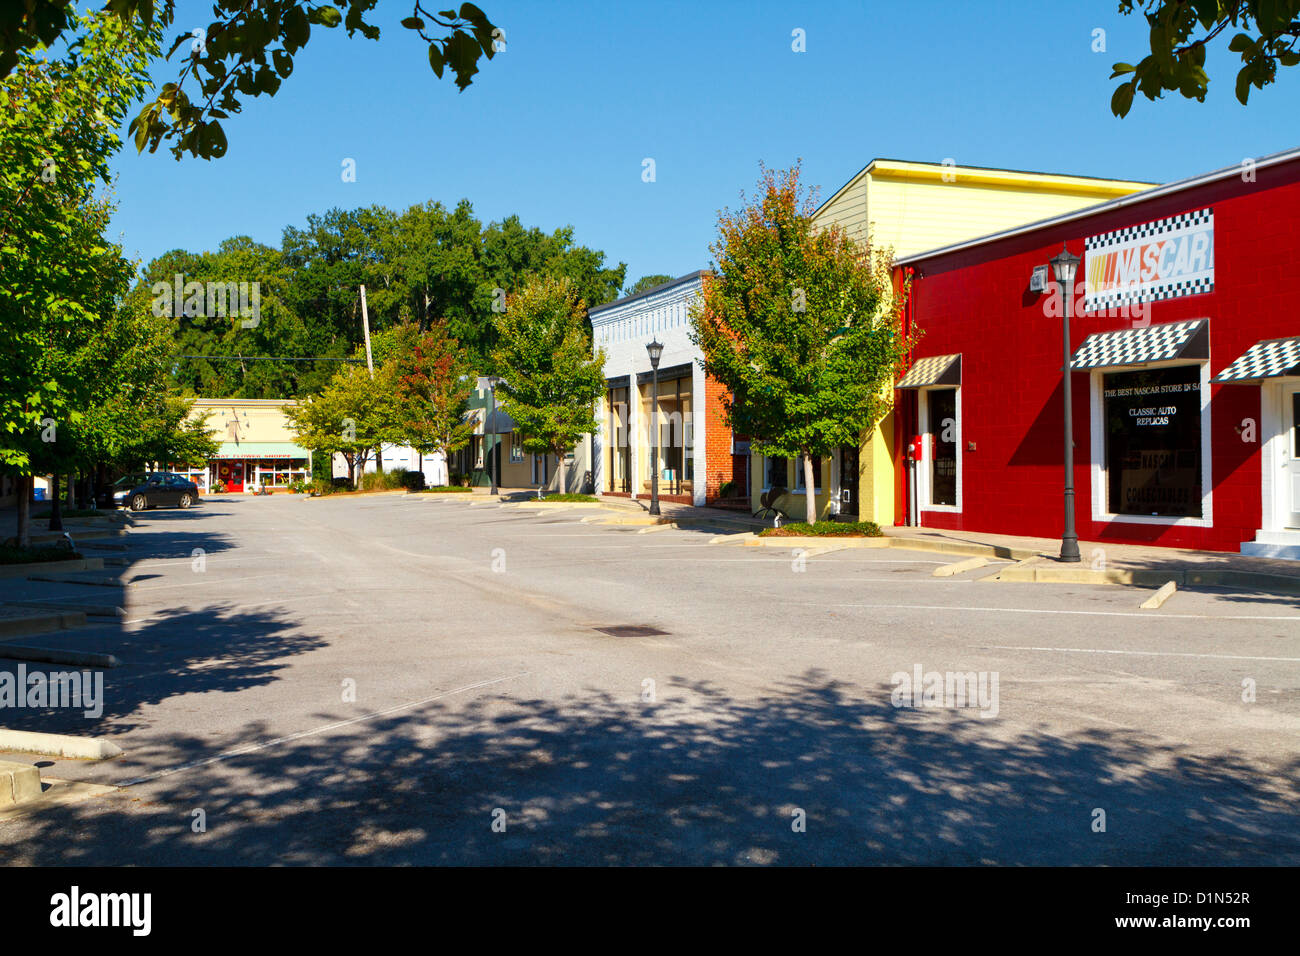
[0,729,122,760]
[0,557,105,579]
[0,760,42,808]
[933,556,992,577]
[743,535,890,549]
[8,601,125,619]
[0,609,86,639]
[1140,580,1179,609]
[0,644,121,668]
[990,563,1300,595]
[26,572,126,588]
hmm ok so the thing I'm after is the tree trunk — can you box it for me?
[557,449,567,495]
[803,453,817,526]
[67,471,76,510]
[50,473,63,531]
[16,475,30,548]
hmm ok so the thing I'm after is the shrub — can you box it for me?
[212,479,226,494]
[360,470,404,492]
[759,520,882,537]
[330,476,353,491]
[542,492,598,503]
[449,471,468,487]
[718,480,735,498]
[420,485,474,493]
[399,469,426,491]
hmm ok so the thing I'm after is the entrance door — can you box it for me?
[1286,385,1300,528]
[839,445,859,518]
[228,461,244,493]
[927,389,957,507]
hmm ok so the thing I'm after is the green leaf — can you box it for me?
[1111,81,1136,117]
[428,44,445,78]
[401,17,425,30]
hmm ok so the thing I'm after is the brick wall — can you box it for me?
[704,373,733,501]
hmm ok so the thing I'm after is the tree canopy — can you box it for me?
[0,1,500,160]
[141,199,625,397]
[491,275,606,494]
[690,164,911,522]
[1111,1,1300,115]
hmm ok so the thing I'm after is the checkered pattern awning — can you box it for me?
[1070,319,1208,370]
[1213,337,1300,383]
[897,353,961,389]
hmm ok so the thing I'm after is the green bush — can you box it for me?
[399,469,426,490]
[759,520,882,538]
[360,470,405,491]
[330,476,354,492]
[419,485,474,493]
[541,492,598,503]
[718,481,735,498]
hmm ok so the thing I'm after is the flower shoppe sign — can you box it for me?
[1083,208,1214,313]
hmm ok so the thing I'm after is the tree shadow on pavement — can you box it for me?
[5,670,1297,866]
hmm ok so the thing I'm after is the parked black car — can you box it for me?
[106,472,201,511]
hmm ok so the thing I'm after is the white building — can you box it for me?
[590,272,713,507]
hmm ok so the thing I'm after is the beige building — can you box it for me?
[185,398,310,492]
[752,158,1155,524]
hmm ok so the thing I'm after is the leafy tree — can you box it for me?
[1111,1,1300,115]
[690,164,910,524]
[0,11,156,545]
[625,274,675,297]
[491,276,606,494]
[1,2,500,160]
[286,363,400,484]
[389,322,477,468]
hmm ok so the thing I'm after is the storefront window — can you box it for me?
[605,386,629,492]
[765,456,788,490]
[927,389,957,507]
[793,455,822,491]
[1103,365,1202,518]
[639,375,692,496]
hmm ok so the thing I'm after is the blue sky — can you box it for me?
[107,0,1300,287]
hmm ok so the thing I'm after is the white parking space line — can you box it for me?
[119,672,529,788]
[977,644,1300,663]
[800,601,1300,622]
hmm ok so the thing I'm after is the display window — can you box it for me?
[1102,365,1203,518]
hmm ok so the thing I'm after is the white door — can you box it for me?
[1286,384,1300,529]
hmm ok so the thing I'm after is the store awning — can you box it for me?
[897,353,961,389]
[212,441,309,460]
[1213,336,1300,383]
[1071,318,1208,370]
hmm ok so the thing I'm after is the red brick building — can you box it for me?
[893,147,1300,558]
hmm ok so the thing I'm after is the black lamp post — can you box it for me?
[646,340,663,516]
[486,375,501,496]
[1051,246,1082,563]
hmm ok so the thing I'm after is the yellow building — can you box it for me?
[184,398,310,493]
[753,159,1154,523]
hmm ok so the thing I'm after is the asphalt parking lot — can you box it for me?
[1,493,1297,865]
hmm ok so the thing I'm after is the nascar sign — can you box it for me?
[1083,208,1214,313]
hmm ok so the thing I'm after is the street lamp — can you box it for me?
[1050,246,1082,563]
[646,340,663,516]
[486,375,502,496]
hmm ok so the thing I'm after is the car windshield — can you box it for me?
[113,475,144,488]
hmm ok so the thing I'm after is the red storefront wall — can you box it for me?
[894,156,1300,553]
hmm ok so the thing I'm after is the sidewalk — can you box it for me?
[883,525,1300,594]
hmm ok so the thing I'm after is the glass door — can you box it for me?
[1286,386,1300,528]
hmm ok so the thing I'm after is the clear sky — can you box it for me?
[106,0,1300,287]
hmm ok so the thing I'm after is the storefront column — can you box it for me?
[691,361,706,506]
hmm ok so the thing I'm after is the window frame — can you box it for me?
[918,384,962,513]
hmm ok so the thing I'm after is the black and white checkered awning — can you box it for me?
[897,353,960,389]
[1070,319,1208,370]
[1213,337,1300,383]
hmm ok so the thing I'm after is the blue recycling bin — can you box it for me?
[33,488,45,501]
